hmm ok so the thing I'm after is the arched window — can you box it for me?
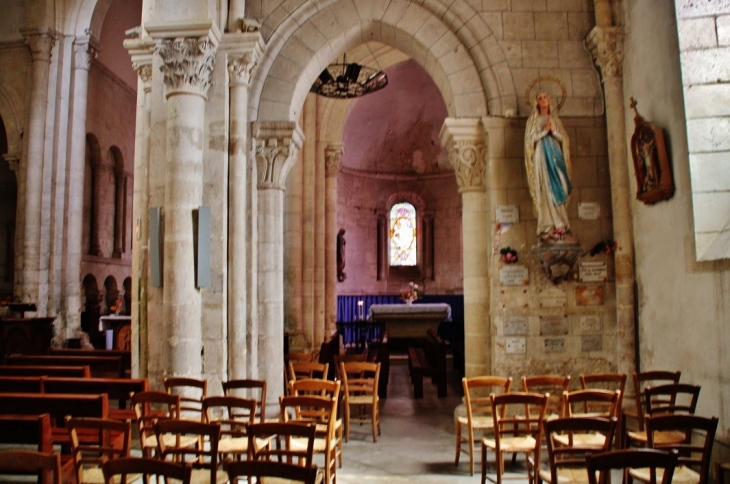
[389,202,417,266]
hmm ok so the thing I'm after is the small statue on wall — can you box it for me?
[629,98,675,204]
[337,229,346,282]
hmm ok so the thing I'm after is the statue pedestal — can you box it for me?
[532,240,582,284]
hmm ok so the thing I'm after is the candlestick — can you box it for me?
[358,300,364,320]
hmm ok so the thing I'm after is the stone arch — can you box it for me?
[122,276,131,316]
[0,85,23,160]
[102,275,118,314]
[85,134,102,256]
[81,274,100,345]
[250,0,516,122]
[66,0,113,38]
[0,114,17,293]
[108,145,125,258]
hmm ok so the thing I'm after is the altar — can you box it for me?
[367,303,451,339]
[98,315,131,350]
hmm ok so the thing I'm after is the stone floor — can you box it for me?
[334,358,533,484]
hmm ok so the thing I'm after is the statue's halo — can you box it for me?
[525,76,568,111]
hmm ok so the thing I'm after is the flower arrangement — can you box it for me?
[589,239,617,256]
[110,297,123,315]
[400,282,420,303]
[499,246,519,264]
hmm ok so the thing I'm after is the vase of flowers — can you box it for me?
[400,282,420,305]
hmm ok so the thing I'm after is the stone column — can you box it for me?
[440,118,490,377]
[252,122,303,409]
[65,36,96,335]
[324,143,343,338]
[19,29,54,307]
[112,165,125,258]
[586,27,636,378]
[224,35,261,380]
[154,36,217,378]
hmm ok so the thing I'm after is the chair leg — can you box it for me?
[372,406,377,443]
[468,428,475,476]
[481,443,487,484]
[455,422,462,465]
[344,404,350,442]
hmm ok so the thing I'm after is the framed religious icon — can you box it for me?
[629,98,675,204]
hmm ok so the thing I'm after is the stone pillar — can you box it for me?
[224,35,261,380]
[65,36,96,335]
[324,143,343,338]
[154,36,217,378]
[112,166,125,258]
[586,27,636,378]
[252,122,303,409]
[440,118,490,377]
[19,29,54,308]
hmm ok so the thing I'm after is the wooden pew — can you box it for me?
[0,375,44,393]
[424,329,447,398]
[0,413,53,452]
[6,354,125,378]
[43,377,148,421]
[0,365,90,378]
[0,392,109,446]
[49,348,131,371]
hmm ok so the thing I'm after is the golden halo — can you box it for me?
[525,76,568,111]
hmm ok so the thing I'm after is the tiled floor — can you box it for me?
[335,358,533,484]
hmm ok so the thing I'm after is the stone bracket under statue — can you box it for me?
[532,237,582,284]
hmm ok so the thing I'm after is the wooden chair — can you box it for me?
[164,376,207,422]
[245,421,317,466]
[580,373,627,447]
[288,361,330,385]
[625,370,681,437]
[481,392,549,484]
[339,361,381,443]
[455,376,513,476]
[280,395,337,484]
[65,416,133,484]
[717,462,730,484]
[222,378,267,423]
[521,375,571,418]
[0,450,62,484]
[102,457,192,484]
[626,383,700,448]
[226,460,319,484]
[556,390,621,449]
[202,395,257,461]
[586,449,678,484]
[537,417,617,484]
[629,415,718,484]
[155,419,227,484]
[131,390,187,458]
[289,378,344,467]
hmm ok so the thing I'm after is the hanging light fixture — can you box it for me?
[310,55,388,99]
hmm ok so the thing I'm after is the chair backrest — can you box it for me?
[102,457,192,484]
[288,361,330,383]
[632,370,681,430]
[0,450,62,484]
[339,361,380,403]
[333,353,368,380]
[226,460,318,484]
[543,417,617,484]
[586,449,678,484]
[154,419,221,483]
[644,383,700,416]
[491,392,549,456]
[288,379,341,423]
[646,414,718,484]
[563,389,621,418]
[522,375,571,417]
[222,378,267,423]
[202,395,257,442]
[163,376,207,421]
[580,373,627,415]
[65,416,132,484]
[246,421,317,465]
[131,391,181,455]
[462,376,512,426]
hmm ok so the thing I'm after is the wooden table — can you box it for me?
[367,303,451,339]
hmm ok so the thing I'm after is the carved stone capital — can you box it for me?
[154,37,217,98]
[134,63,153,83]
[73,37,98,71]
[228,53,257,85]
[586,26,624,78]
[2,154,19,172]
[22,30,55,63]
[324,143,344,178]
[439,118,486,192]
[251,122,304,190]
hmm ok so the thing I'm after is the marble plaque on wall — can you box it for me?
[504,316,529,336]
[539,287,567,308]
[575,285,605,306]
[506,337,526,354]
[544,338,565,352]
[578,202,601,220]
[579,315,602,333]
[582,334,602,352]
[499,265,529,286]
[540,315,569,336]
[496,205,520,224]
[580,261,607,282]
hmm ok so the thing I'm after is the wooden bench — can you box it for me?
[0,365,91,378]
[0,392,109,445]
[6,354,125,378]
[407,346,430,399]
[0,413,53,452]
[0,375,44,392]
[424,329,448,398]
[49,348,132,371]
[43,377,148,421]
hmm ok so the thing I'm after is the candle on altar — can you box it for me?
[358,300,364,320]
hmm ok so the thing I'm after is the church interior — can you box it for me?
[0,0,729,480]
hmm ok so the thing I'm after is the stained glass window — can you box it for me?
[389,202,417,266]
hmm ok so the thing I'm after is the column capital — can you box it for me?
[154,36,217,98]
[2,154,19,172]
[439,118,487,192]
[586,26,624,78]
[21,28,56,63]
[221,32,264,86]
[324,143,345,178]
[251,122,304,190]
[73,36,99,72]
[124,30,155,89]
